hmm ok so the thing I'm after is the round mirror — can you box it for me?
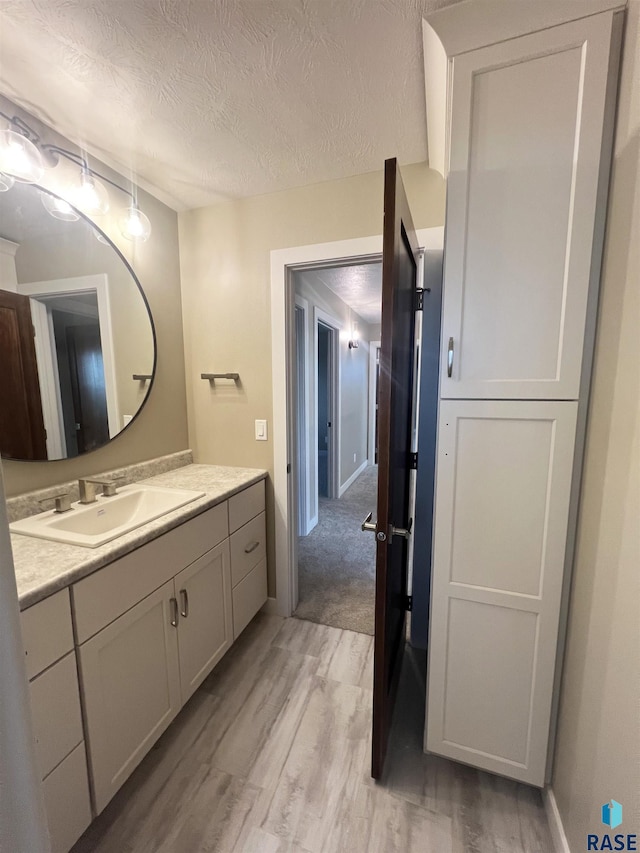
[0,183,155,461]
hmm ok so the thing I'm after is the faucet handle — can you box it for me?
[101,476,125,497]
[39,492,73,514]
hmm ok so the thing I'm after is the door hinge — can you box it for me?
[405,595,413,612]
[414,288,425,311]
[286,463,291,474]
[409,452,418,470]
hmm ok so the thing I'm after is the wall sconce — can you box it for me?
[348,322,360,349]
[0,111,152,241]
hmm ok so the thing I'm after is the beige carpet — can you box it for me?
[294,465,377,635]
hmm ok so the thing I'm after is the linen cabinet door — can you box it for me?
[440,13,616,400]
[174,539,232,705]
[426,400,577,786]
[78,580,181,814]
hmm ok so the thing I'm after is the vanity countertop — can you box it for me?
[12,464,267,611]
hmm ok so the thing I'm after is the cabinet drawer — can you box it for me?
[230,512,266,588]
[30,651,83,780]
[21,590,73,680]
[228,480,265,534]
[232,559,267,640]
[73,503,228,643]
[41,741,92,853]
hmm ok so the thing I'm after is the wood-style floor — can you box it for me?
[72,614,554,852]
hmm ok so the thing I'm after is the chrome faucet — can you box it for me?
[78,477,124,504]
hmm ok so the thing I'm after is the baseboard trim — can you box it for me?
[339,459,368,498]
[261,597,279,616]
[543,787,571,853]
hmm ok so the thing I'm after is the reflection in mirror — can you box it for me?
[0,183,155,461]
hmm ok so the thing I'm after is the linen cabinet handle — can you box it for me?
[447,337,454,378]
[170,597,179,628]
[244,541,260,554]
[179,588,189,618]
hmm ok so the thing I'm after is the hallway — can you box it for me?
[72,614,554,853]
[295,465,377,634]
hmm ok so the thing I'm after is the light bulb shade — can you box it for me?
[0,172,15,192]
[40,189,81,221]
[119,205,151,241]
[0,129,45,183]
[73,172,109,215]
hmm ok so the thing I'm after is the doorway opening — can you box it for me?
[270,228,443,623]
[291,261,382,635]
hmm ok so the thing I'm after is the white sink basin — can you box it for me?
[10,484,206,548]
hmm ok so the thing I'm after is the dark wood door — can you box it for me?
[371,159,420,779]
[66,323,109,453]
[0,289,47,460]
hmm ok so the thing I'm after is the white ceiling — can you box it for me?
[299,263,383,325]
[0,0,458,211]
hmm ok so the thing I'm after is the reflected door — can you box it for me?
[66,323,110,454]
[0,289,47,459]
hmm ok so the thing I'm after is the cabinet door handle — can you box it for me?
[179,588,189,618]
[447,337,454,378]
[170,597,179,628]
[244,541,260,554]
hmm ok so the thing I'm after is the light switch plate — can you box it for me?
[255,419,268,441]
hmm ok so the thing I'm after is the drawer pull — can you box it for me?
[170,597,179,628]
[179,588,189,619]
[244,541,260,554]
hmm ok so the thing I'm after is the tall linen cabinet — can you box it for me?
[423,4,624,786]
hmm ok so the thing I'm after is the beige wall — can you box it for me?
[179,162,445,594]
[1,96,189,496]
[552,3,640,847]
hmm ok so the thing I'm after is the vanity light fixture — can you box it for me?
[0,110,152,240]
[119,203,151,242]
[73,169,110,216]
[40,190,81,222]
[0,118,45,183]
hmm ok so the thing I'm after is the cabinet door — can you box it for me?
[174,539,232,705]
[78,580,181,814]
[426,400,577,785]
[441,13,615,399]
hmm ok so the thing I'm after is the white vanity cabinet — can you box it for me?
[20,590,92,853]
[75,503,231,814]
[72,480,266,816]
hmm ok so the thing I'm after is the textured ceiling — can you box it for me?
[0,0,458,210]
[300,263,383,325]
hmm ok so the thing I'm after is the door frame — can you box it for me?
[16,273,121,439]
[294,294,314,536]
[314,307,342,503]
[271,228,443,617]
[368,339,381,466]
